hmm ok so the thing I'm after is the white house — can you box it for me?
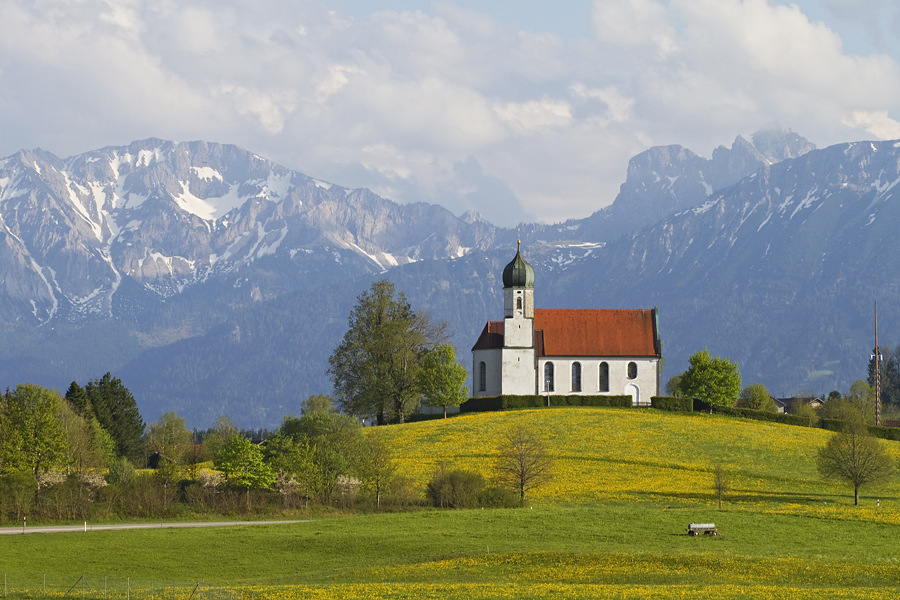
[471,246,662,405]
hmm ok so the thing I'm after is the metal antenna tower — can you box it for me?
[873,303,882,427]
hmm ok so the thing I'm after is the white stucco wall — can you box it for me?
[472,348,503,396]
[536,356,659,404]
[502,347,536,395]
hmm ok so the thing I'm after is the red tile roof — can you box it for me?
[472,309,660,357]
[535,309,659,357]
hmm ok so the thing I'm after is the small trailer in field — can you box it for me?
[687,523,718,536]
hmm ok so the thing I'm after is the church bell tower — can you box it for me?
[500,242,536,394]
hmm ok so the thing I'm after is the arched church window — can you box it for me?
[627,361,638,380]
[544,362,554,392]
[571,362,582,392]
[479,361,486,392]
[517,297,522,310]
[599,362,609,392]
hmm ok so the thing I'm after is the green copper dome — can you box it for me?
[502,248,535,288]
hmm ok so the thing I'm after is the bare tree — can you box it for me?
[817,422,893,505]
[713,462,730,509]
[493,422,553,503]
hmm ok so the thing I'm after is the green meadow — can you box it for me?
[4,407,900,598]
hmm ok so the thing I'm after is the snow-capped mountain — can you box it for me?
[573,128,816,242]
[2,131,898,427]
[0,139,503,326]
[547,137,900,393]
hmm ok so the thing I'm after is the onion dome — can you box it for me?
[502,247,535,288]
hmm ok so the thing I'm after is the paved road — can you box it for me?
[0,520,308,535]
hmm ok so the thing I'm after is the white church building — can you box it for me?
[471,247,662,405]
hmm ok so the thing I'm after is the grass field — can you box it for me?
[3,407,900,598]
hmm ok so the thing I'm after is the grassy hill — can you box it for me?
[382,407,900,517]
[5,407,900,599]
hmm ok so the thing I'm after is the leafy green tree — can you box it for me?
[145,412,192,461]
[420,344,469,418]
[0,391,25,475]
[301,394,338,415]
[83,373,145,463]
[795,403,819,427]
[493,422,554,504]
[215,436,275,510]
[677,349,742,409]
[328,280,446,424]
[4,385,68,476]
[289,411,365,503]
[57,399,111,474]
[817,421,893,505]
[358,432,397,509]
[665,374,683,397]
[739,383,776,412]
[264,433,317,508]
[846,380,875,425]
[202,415,239,461]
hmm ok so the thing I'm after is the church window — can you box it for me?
[627,361,638,380]
[479,362,486,392]
[544,362,555,392]
[599,362,609,392]
[571,362,582,392]
[517,297,522,310]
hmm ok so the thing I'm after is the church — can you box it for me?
[472,246,662,405]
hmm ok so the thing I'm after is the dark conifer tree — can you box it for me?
[84,373,146,464]
[64,381,91,416]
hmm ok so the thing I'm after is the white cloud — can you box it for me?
[493,99,572,132]
[842,110,900,140]
[1,0,900,226]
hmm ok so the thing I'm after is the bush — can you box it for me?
[694,400,811,427]
[867,425,900,442]
[477,485,520,508]
[823,418,900,442]
[426,467,485,508]
[651,396,693,412]
[578,395,634,407]
[460,396,504,412]
[460,394,634,412]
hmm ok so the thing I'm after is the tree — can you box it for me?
[846,380,875,425]
[264,433,317,508]
[358,432,397,509]
[713,463,730,509]
[739,383,776,412]
[82,373,145,463]
[215,436,275,510]
[665,374,683,397]
[493,422,553,503]
[817,421,893,505]
[795,403,819,427]
[677,349,741,409]
[202,415,239,461]
[3,385,68,476]
[145,412,192,461]
[57,399,112,475]
[420,344,470,418]
[298,412,365,503]
[328,280,446,424]
[301,394,338,415]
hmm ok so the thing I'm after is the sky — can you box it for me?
[1,0,899,226]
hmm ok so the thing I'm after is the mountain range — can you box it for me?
[1,128,894,427]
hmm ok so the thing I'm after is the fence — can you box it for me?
[0,574,259,600]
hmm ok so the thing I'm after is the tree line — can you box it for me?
[0,379,553,523]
